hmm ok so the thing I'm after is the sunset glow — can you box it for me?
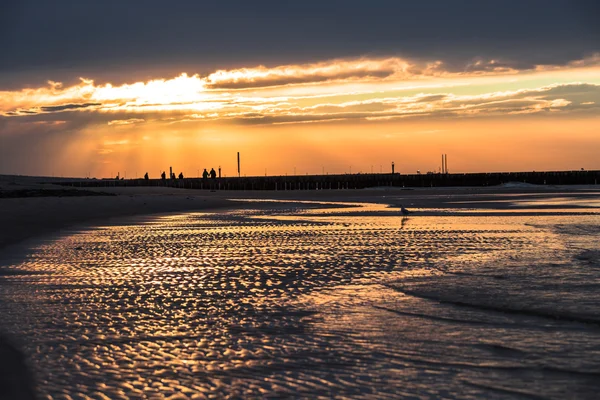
[1,3,599,178]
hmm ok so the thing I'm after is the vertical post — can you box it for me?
[218,166,221,178]
[170,166,173,180]
[442,154,445,174]
[445,154,448,174]
[237,152,240,177]
[391,162,395,174]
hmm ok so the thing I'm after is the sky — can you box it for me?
[1,0,599,177]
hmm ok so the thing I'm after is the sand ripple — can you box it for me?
[1,205,599,399]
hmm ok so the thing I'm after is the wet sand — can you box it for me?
[0,187,243,250]
[2,183,599,250]
[1,185,600,398]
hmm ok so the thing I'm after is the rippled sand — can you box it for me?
[1,199,599,399]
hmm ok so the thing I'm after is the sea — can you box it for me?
[1,192,599,399]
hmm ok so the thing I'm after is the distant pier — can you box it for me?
[46,170,600,190]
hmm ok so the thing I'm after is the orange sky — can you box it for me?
[1,56,599,177]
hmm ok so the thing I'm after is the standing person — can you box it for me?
[178,172,184,179]
[210,168,217,179]
[144,172,149,180]
[202,168,209,179]
[161,171,166,180]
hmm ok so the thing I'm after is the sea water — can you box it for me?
[0,198,599,399]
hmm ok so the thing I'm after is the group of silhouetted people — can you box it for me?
[202,168,217,179]
[153,168,218,180]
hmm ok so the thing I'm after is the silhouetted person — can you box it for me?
[161,171,166,180]
[178,172,184,179]
[210,168,216,179]
[144,172,149,180]
[202,168,209,179]
[171,172,176,180]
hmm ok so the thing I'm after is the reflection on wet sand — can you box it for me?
[0,199,599,398]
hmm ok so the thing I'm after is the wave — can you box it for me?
[386,284,600,327]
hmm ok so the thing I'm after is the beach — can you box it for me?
[2,178,598,250]
[1,184,600,398]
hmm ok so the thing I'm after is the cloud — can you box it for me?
[3,54,600,119]
[2,0,598,87]
[205,55,600,90]
[107,118,145,126]
[40,102,101,112]
[221,83,600,125]
[1,55,599,130]
[205,58,406,89]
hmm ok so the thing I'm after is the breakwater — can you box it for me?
[49,170,599,190]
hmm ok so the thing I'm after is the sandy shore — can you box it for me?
[0,187,245,250]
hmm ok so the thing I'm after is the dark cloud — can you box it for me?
[40,103,101,112]
[1,0,598,87]
[416,95,448,103]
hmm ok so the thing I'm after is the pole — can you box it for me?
[237,152,240,177]
[445,154,448,174]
